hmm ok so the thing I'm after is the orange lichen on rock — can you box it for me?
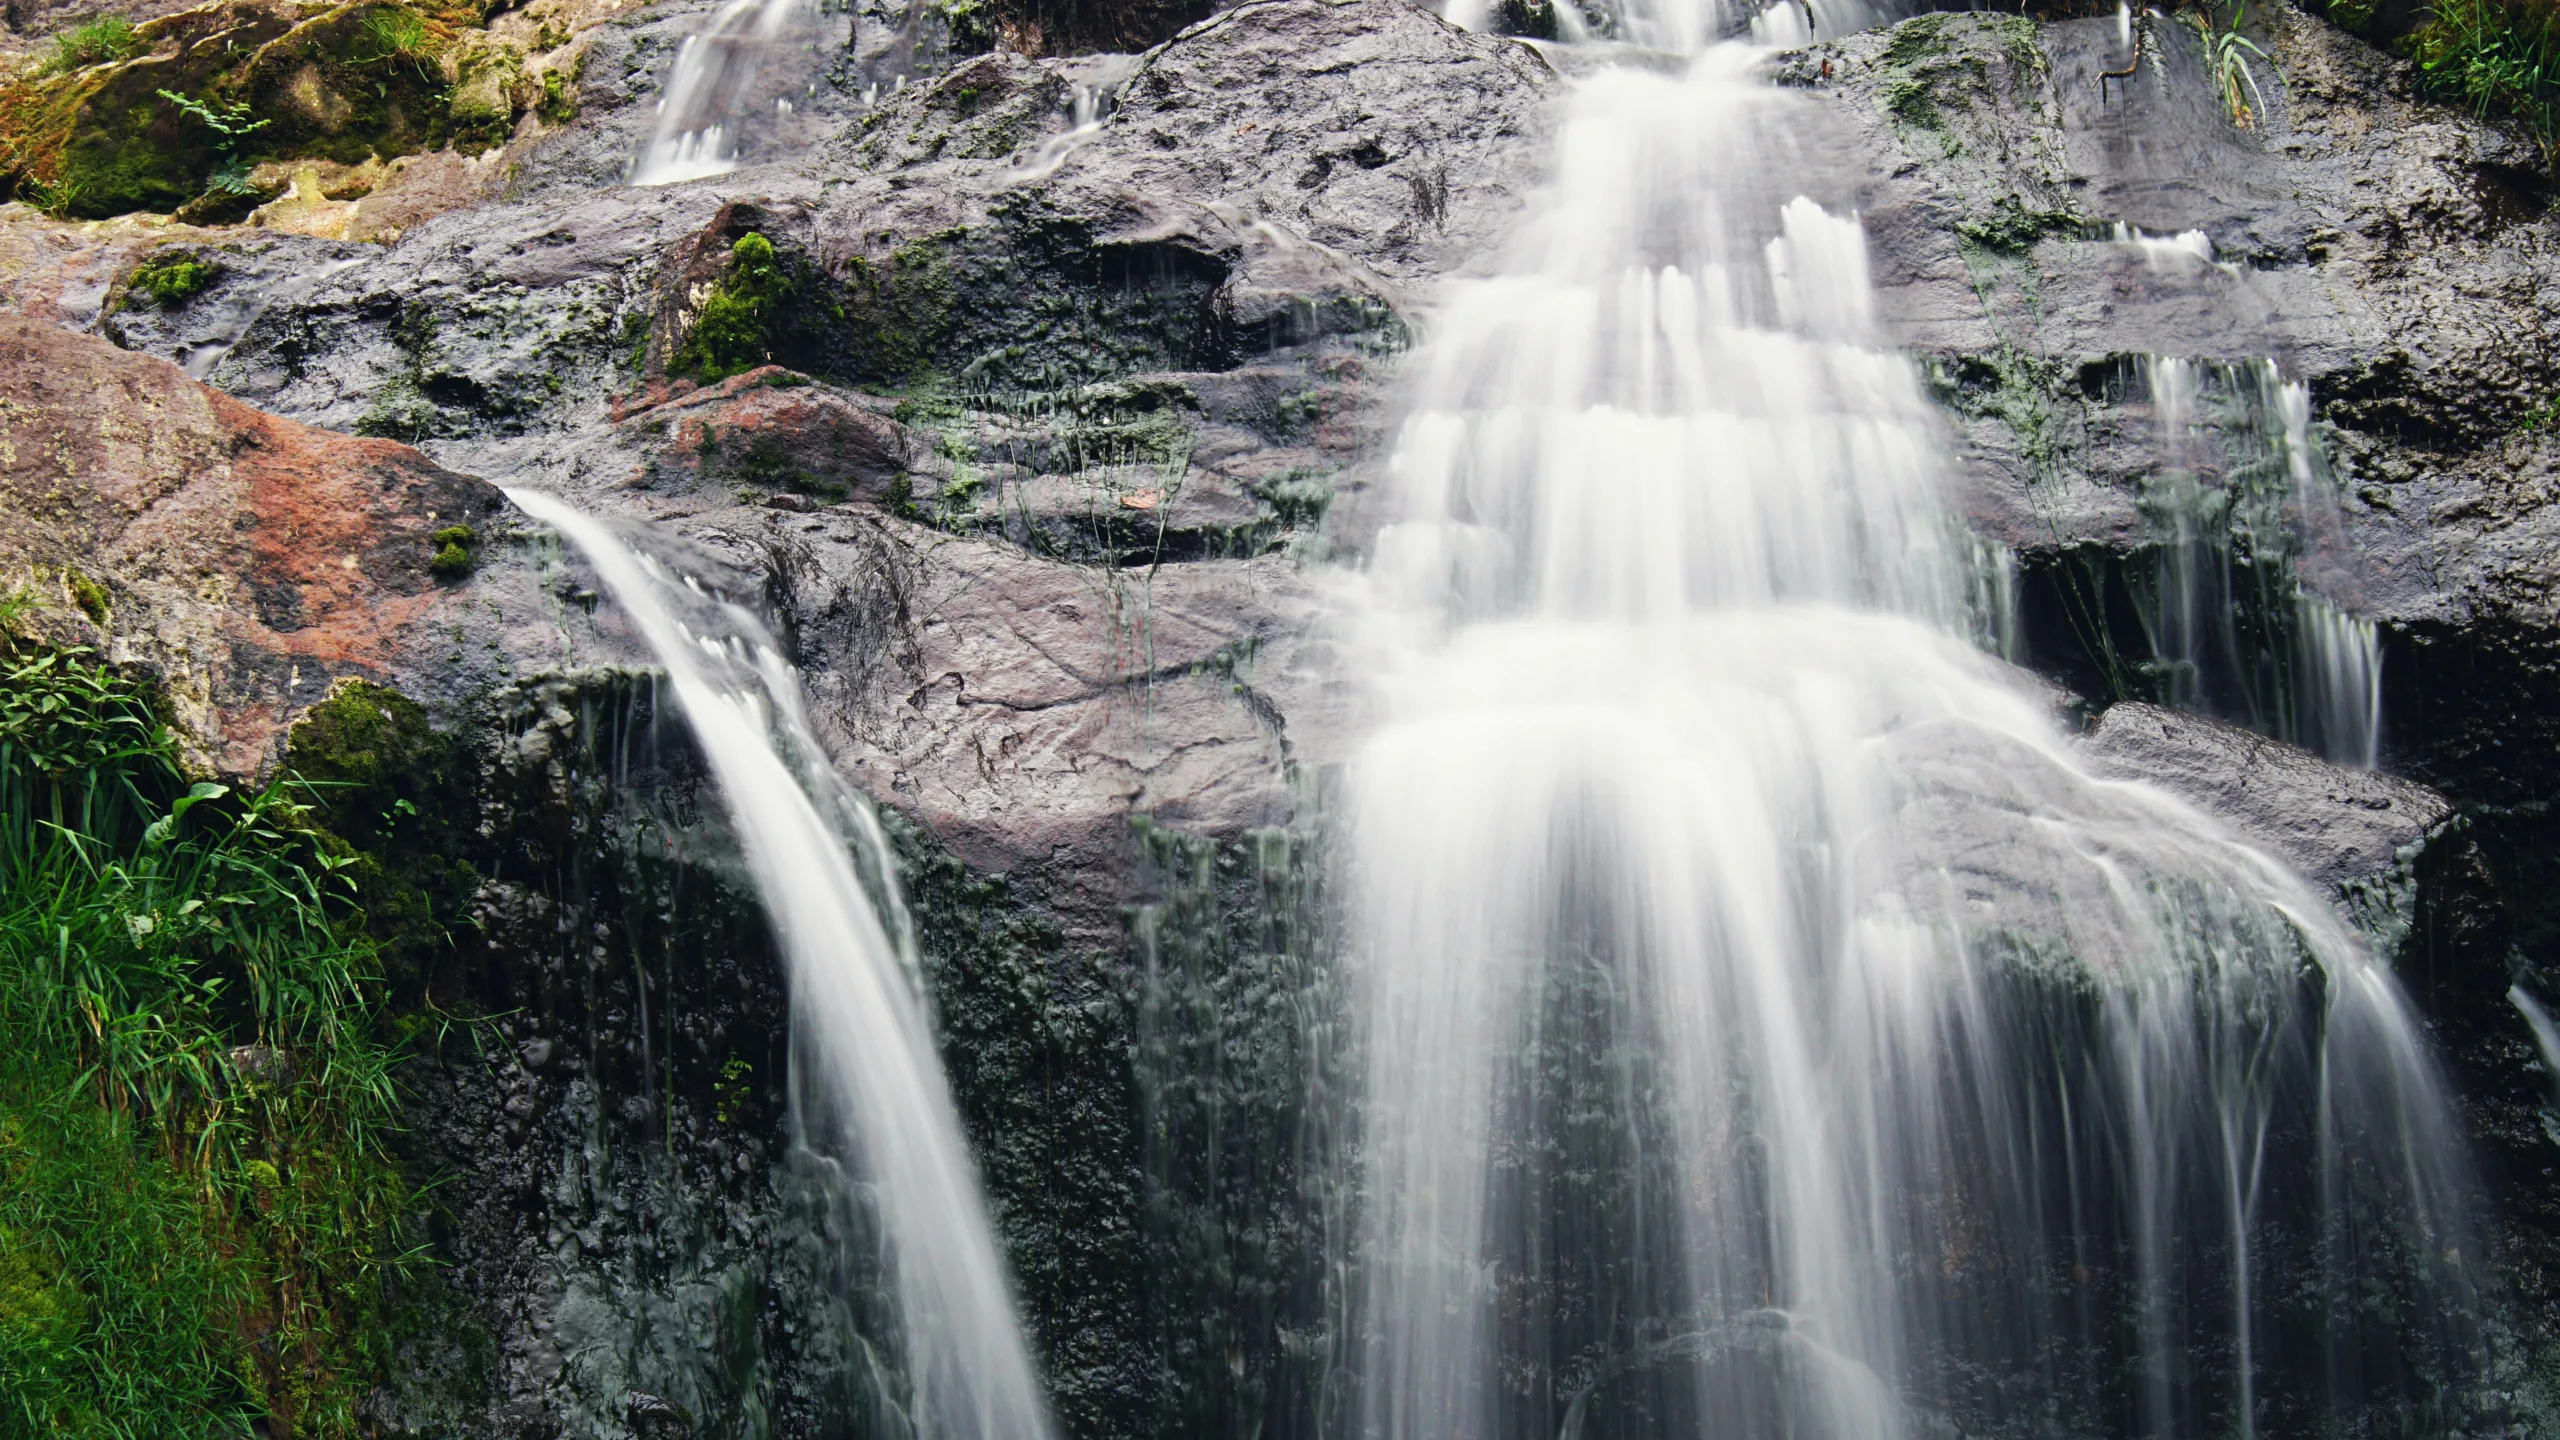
[0,312,504,773]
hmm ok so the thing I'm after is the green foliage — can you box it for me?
[671,232,793,384]
[2189,0,2274,129]
[352,5,434,69]
[2414,0,2560,157]
[17,174,87,220]
[0,628,408,1438]
[129,253,216,309]
[43,17,144,74]
[155,89,271,145]
[156,89,272,198]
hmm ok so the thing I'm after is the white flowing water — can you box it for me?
[2137,355,2383,766]
[632,0,822,186]
[505,488,1052,1440]
[1343,41,2472,1440]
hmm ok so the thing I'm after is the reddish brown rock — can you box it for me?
[616,365,911,502]
[0,312,506,775]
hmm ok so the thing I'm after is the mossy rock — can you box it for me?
[242,3,463,167]
[284,679,477,996]
[126,251,218,307]
[672,232,794,384]
[0,0,465,219]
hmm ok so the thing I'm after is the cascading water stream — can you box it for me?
[2132,352,2382,770]
[504,488,1051,1440]
[632,0,823,185]
[1342,35,2477,1440]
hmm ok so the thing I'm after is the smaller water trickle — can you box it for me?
[2131,353,2384,765]
[1005,55,1139,184]
[2110,221,2226,274]
[506,488,1053,1440]
[632,0,826,186]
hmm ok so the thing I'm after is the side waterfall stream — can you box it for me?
[1340,36,2479,1439]
[503,489,1052,1440]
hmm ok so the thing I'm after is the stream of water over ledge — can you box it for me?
[1334,33,2479,1440]
[504,488,1053,1440]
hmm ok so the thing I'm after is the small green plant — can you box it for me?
[427,524,477,580]
[712,1056,753,1125]
[156,89,273,198]
[2414,0,2560,157]
[537,66,577,125]
[128,253,216,309]
[671,232,792,384]
[356,5,429,58]
[44,15,144,72]
[45,16,140,74]
[17,174,87,220]
[2190,0,2274,128]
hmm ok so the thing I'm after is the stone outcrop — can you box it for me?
[2080,699,2450,890]
[0,312,523,772]
[1787,8,2560,798]
[11,0,2560,1432]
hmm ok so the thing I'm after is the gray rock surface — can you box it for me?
[2079,699,2450,889]
[1786,10,2560,793]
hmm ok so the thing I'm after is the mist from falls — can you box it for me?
[1340,33,2478,1440]
[503,489,1052,1440]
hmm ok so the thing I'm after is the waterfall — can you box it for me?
[632,0,823,186]
[1341,40,2477,1439]
[2133,354,2383,767]
[504,489,1052,1440]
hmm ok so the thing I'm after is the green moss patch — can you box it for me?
[426,523,477,580]
[671,232,794,384]
[128,252,218,308]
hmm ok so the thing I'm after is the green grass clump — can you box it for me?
[2423,0,2560,134]
[0,610,409,1439]
[44,16,144,73]
[129,253,216,309]
[2413,0,2560,157]
[672,232,792,384]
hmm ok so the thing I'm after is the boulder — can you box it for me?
[2078,700,2451,891]
[0,311,524,773]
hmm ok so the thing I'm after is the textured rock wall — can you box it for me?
[11,0,2560,1431]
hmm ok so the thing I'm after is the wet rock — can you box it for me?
[1792,9,2560,796]
[0,312,530,773]
[2079,700,2450,890]
[617,366,913,502]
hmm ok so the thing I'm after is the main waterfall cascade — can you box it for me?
[1339,34,2479,1440]
[503,490,1052,1440]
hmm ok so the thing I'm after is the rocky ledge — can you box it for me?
[7,0,2560,1432]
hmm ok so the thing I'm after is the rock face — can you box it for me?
[2080,699,2450,891]
[0,312,524,772]
[13,0,2560,1434]
[1789,8,2560,797]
